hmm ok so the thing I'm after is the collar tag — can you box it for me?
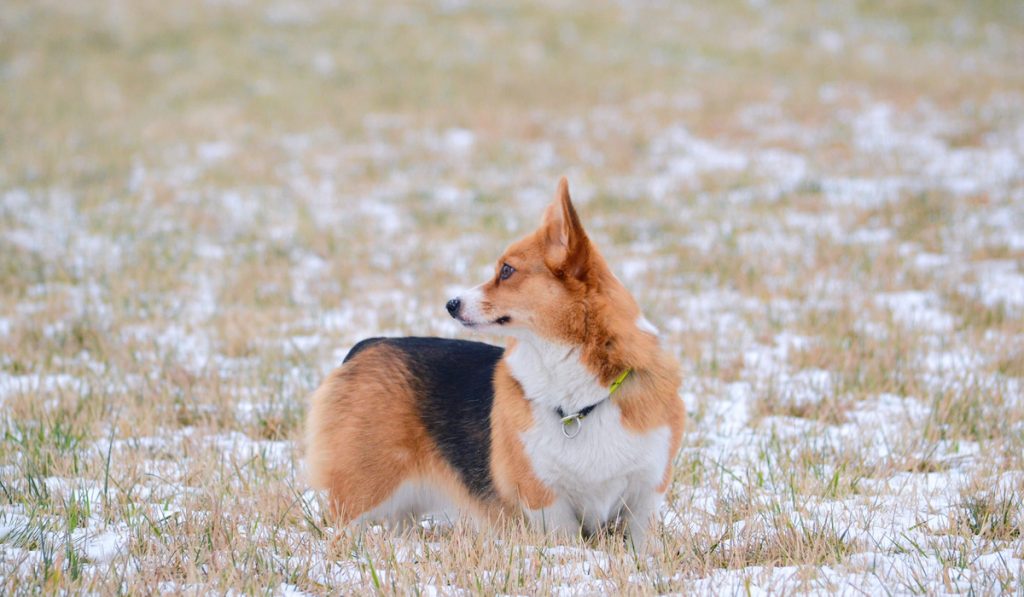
[560,413,583,439]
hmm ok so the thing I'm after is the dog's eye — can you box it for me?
[499,263,515,281]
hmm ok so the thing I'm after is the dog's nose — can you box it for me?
[445,297,461,317]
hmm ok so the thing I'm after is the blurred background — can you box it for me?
[1,0,1023,593]
[3,0,1021,350]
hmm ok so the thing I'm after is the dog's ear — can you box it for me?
[542,177,590,280]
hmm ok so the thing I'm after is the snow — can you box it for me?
[971,261,1024,310]
[81,528,128,563]
[196,141,235,164]
[0,374,88,405]
[875,291,955,333]
[442,128,476,153]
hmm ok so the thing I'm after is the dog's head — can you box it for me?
[447,178,643,348]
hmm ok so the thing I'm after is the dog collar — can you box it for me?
[556,368,632,439]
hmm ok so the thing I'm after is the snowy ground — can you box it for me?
[2,0,1023,594]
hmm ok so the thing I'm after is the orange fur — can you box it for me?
[489,357,557,510]
[305,344,422,521]
[305,343,500,522]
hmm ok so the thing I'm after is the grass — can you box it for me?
[959,492,1022,543]
[2,0,1024,593]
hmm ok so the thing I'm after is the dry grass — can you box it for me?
[2,0,1024,593]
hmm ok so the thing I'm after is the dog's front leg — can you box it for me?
[621,489,662,554]
[525,496,581,540]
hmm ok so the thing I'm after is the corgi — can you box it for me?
[305,178,684,548]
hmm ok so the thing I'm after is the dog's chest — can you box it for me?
[520,402,669,497]
[504,335,670,511]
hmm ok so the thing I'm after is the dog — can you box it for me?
[305,178,684,548]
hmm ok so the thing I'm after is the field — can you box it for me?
[2,0,1023,593]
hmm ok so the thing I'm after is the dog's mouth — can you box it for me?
[458,315,511,328]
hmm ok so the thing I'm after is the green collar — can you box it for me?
[557,368,632,439]
[608,368,632,395]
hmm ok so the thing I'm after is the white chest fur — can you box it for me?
[522,401,669,525]
[504,333,670,528]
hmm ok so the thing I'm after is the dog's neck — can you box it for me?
[504,331,611,413]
